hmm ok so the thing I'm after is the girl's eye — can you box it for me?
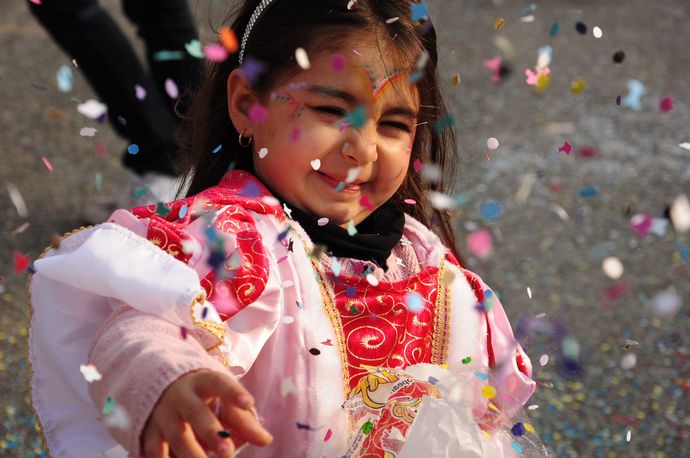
[313,106,346,116]
[381,121,412,133]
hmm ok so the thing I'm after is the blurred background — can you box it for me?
[1,0,688,456]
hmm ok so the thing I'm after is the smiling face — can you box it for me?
[227,34,419,227]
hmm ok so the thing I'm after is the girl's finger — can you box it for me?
[177,397,235,457]
[219,401,273,446]
[193,370,255,409]
[141,424,169,458]
[158,416,207,458]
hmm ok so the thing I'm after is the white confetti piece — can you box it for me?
[427,191,456,210]
[103,405,130,430]
[79,364,102,382]
[310,159,321,170]
[539,354,549,367]
[280,377,297,397]
[345,165,362,183]
[258,147,269,158]
[295,48,310,70]
[651,288,681,316]
[385,17,400,24]
[626,429,632,442]
[7,183,28,217]
[670,194,690,233]
[281,315,295,324]
[679,142,690,150]
[77,99,107,119]
[620,353,637,370]
[79,127,97,137]
[365,273,379,287]
[486,137,499,150]
[527,404,539,410]
[317,217,329,226]
[593,26,603,38]
[527,286,533,299]
[347,0,357,9]
[602,256,624,280]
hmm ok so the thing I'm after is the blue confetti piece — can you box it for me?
[127,144,139,155]
[178,204,188,219]
[408,70,424,82]
[479,200,503,220]
[239,181,262,198]
[332,257,341,276]
[428,376,439,385]
[241,56,267,86]
[212,144,223,154]
[623,79,645,111]
[102,396,116,415]
[549,21,559,37]
[579,186,599,198]
[347,219,358,236]
[432,115,455,132]
[344,105,367,128]
[153,50,185,61]
[473,371,489,381]
[405,291,425,313]
[677,240,689,263]
[56,65,73,92]
[335,181,346,192]
[511,441,524,454]
[511,422,527,436]
[410,2,429,21]
[346,286,357,298]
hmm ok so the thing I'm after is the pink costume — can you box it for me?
[28,170,535,457]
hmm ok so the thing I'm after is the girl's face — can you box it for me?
[228,35,419,227]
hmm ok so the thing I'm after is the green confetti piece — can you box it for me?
[153,50,185,61]
[362,420,374,435]
[102,396,116,416]
[347,219,357,236]
[184,39,204,59]
[462,356,472,364]
[344,105,367,128]
[155,202,171,217]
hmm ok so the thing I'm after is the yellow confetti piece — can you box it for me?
[487,401,500,411]
[536,73,551,90]
[481,430,491,439]
[524,422,535,433]
[440,363,449,369]
[482,385,497,399]
[451,73,461,87]
[495,18,506,30]
[571,77,586,95]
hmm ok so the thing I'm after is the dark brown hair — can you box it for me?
[178,0,464,265]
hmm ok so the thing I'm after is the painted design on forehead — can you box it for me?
[272,90,304,122]
[353,62,408,103]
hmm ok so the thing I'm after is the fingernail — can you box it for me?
[217,441,230,455]
[208,452,218,458]
[236,393,252,408]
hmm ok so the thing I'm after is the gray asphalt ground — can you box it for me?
[1,0,689,457]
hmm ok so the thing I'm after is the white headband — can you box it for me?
[238,0,276,65]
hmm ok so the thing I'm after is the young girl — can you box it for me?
[29,1,541,457]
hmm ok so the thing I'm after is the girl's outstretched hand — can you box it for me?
[141,369,273,458]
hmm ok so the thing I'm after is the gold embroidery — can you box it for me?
[431,260,451,364]
[188,292,226,352]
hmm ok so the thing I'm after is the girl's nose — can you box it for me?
[342,124,378,164]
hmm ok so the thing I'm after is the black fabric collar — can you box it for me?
[286,200,405,271]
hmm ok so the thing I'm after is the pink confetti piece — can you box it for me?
[321,339,334,346]
[204,43,229,62]
[249,102,269,123]
[359,194,374,210]
[164,78,179,99]
[483,56,502,83]
[13,251,30,273]
[134,84,147,100]
[558,140,572,154]
[629,213,653,237]
[290,126,301,142]
[404,198,417,205]
[96,141,108,157]
[29,0,41,4]
[413,158,425,172]
[660,95,674,113]
[467,229,493,259]
[324,428,333,442]
[525,66,551,86]
[41,156,54,172]
[331,54,346,72]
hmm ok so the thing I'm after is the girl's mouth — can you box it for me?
[317,171,362,193]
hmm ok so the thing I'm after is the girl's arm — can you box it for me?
[86,303,228,457]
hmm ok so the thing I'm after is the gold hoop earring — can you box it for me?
[238,129,253,147]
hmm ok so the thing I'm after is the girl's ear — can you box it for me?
[227,69,259,136]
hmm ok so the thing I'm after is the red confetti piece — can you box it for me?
[577,146,598,158]
[558,140,572,154]
[323,428,333,442]
[41,156,54,172]
[320,339,334,346]
[660,95,674,113]
[180,326,188,339]
[13,251,31,273]
[629,213,652,237]
[413,158,425,172]
[96,141,108,157]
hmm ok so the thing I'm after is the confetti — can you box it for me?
[184,39,204,58]
[602,257,624,280]
[330,54,346,72]
[537,45,552,68]
[623,79,645,110]
[281,315,295,324]
[593,26,603,38]
[410,2,429,21]
[650,288,681,316]
[134,84,146,100]
[549,21,559,37]
[102,396,116,416]
[486,137,500,150]
[249,102,269,123]
[626,429,632,442]
[613,50,626,63]
[575,21,587,34]
[343,105,366,129]
[308,348,321,356]
[258,147,268,158]
[362,420,374,435]
[77,99,107,119]
[13,251,30,273]
[56,65,73,92]
[527,287,533,298]
[80,127,97,137]
[403,198,416,205]
[331,258,341,276]
[428,191,455,210]
[7,183,28,217]
[461,356,472,364]
[317,217,329,226]
[479,200,503,220]
[579,186,599,198]
[96,141,108,157]
[347,219,357,236]
[467,229,493,259]
[539,354,549,367]
[345,165,363,183]
[127,144,139,155]
[484,56,503,83]
[570,77,586,95]
[164,78,179,98]
[511,422,526,436]
[385,17,400,24]
[103,404,130,430]
[620,353,637,370]
[204,43,228,62]
[212,144,223,154]
[219,26,239,53]
[525,66,550,86]
[79,364,102,382]
[670,194,690,232]
[451,73,461,87]
[41,156,54,172]
[659,95,674,113]
[295,47,310,69]
[494,18,505,30]
[405,291,424,313]
[359,195,374,211]
[323,428,333,442]
[365,273,379,287]
[558,141,572,154]
[310,159,321,170]
[481,385,497,399]
[153,50,184,61]
[347,0,357,10]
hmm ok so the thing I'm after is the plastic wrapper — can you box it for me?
[316,363,548,458]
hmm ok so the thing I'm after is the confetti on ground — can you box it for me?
[623,79,645,110]
[620,353,637,370]
[670,194,690,232]
[41,156,53,172]
[570,78,586,95]
[558,141,572,154]
[613,50,626,63]
[451,73,461,87]
[602,256,624,279]
[593,26,603,38]
[56,65,73,92]
[467,229,493,259]
[659,95,674,113]
[486,137,499,150]
[77,99,107,119]
[579,186,599,198]
[549,21,559,37]
[575,21,587,34]
[79,127,97,137]
[13,251,30,273]
[6,183,28,217]
[479,200,503,220]
[494,18,505,30]
[650,288,681,316]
